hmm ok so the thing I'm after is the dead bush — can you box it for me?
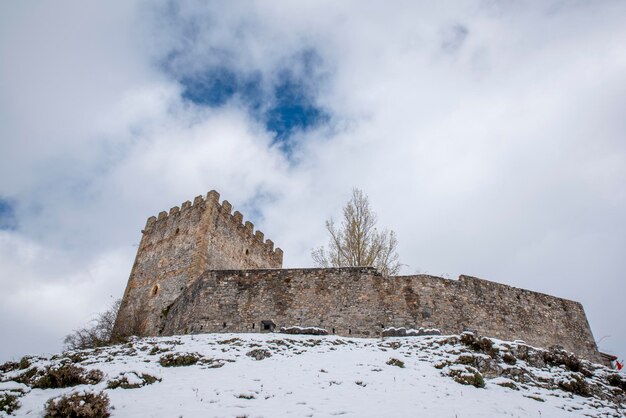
[44,391,110,418]
[33,365,103,389]
[0,357,32,374]
[607,374,626,391]
[386,358,405,368]
[107,372,160,389]
[158,353,199,367]
[18,357,31,370]
[0,392,21,415]
[14,367,39,386]
[0,361,19,373]
[448,366,485,388]
[64,300,122,350]
[246,349,272,361]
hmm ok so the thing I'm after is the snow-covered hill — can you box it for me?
[1,332,624,417]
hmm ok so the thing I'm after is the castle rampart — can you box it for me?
[159,268,601,363]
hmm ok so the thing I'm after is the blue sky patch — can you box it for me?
[180,68,264,110]
[172,49,329,151]
[0,198,17,230]
[181,68,238,107]
[266,72,329,144]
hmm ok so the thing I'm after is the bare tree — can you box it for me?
[312,188,401,276]
[64,299,122,350]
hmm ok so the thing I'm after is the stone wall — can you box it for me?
[112,191,283,337]
[160,268,601,363]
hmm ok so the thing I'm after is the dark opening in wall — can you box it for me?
[175,228,180,235]
[348,328,352,335]
[151,285,159,296]
[252,323,255,329]
[332,328,335,334]
[261,320,276,332]
[245,249,250,255]
[223,322,227,328]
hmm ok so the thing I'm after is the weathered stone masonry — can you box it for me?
[114,190,602,364]
[113,190,283,337]
[160,268,600,362]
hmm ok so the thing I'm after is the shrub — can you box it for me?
[0,357,31,375]
[18,357,31,370]
[158,353,199,367]
[386,358,405,368]
[448,366,485,388]
[459,372,485,388]
[66,352,87,364]
[14,367,39,385]
[33,365,103,389]
[246,349,271,361]
[64,300,122,350]
[607,374,626,391]
[0,392,21,415]
[107,373,160,389]
[0,361,19,373]
[44,391,110,418]
[149,345,171,355]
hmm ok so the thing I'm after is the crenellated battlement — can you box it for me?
[114,188,284,339]
[142,190,282,260]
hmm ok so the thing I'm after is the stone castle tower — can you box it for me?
[112,190,283,337]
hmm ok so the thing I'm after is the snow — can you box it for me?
[1,333,624,417]
[118,372,144,386]
[383,327,441,336]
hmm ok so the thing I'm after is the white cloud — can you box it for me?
[0,231,132,360]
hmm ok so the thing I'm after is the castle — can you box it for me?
[113,190,602,363]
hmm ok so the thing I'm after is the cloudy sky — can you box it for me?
[1,1,625,362]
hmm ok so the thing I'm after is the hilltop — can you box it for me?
[1,332,624,417]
